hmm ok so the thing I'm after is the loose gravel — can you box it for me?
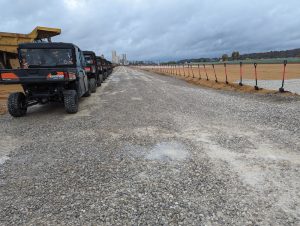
[0,66,299,225]
[241,79,300,94]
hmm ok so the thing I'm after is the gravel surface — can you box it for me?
[241,79,300,94]
[0,66,299,225]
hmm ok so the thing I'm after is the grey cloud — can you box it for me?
[1,0,300,61]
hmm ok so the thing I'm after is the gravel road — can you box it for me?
[0,66,299,225]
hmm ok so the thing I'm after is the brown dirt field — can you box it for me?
[143,69,298,96]
[152,64,300,83]
[0,85,22,114]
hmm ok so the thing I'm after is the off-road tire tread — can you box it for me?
[90,78,97,93]
[64,90,78,114]
[7,92,27,117]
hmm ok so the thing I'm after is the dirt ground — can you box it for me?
[144,63,300,95]
[151,63,300,83]
[0,85,22,114]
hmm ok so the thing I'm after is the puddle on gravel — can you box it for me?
[0,136,19,166]
[131,97,143,101]
[146,141,189,161]
[0,156,9,165]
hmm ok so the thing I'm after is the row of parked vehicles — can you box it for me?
[0,42,114,117]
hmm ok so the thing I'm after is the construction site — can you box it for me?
[0,2,300,225]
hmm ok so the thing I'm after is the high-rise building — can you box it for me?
[112,51,128,65]
[121,54,128,65]
[112,51,118,64]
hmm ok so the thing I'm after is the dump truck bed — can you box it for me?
[0,26,61,54]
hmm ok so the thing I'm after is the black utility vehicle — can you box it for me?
[96,56,108,81]
[83,51,102,90]
[101,58,113,80]
[107,60,113,75]
[0,42,90,117]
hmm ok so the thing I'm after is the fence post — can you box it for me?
[212,64,218,83]
[224,63,228,84]
[254,63,259,90]
[191,64,195,78]
[198,64,201,80]
[183,65,186,77]
[239,62,243,86]
[204,64,208,80]
[279,60,288,92]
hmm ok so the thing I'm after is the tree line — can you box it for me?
[222,48,300,62]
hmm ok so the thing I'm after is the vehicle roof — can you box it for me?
[18,42,78,49]
[83,51,96,55]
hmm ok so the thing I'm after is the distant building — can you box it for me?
[112,51,128,65]
[112,50,119,64]
[122,54,129,65]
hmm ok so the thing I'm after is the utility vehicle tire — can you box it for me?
[97,75,102,87]
[7,92,27,117]
[90,78,97,93]
[64,90,78,114]
[83,84,91,97]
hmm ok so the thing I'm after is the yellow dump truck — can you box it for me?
[0,26,61,69]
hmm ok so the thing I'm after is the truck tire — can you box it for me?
[7,92,27,117]
[90,78,97,93]
[97,75,102,87]
[83,82,91,97]
[64,90,78,114]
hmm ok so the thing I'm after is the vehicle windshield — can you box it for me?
[84,55,94,65]
[20,48,75,68]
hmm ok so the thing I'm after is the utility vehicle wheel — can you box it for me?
[97,76,102,87]
[83,84,91,97]
[90,78,97,93]
[64,90,78,114]
[7,92,27,117]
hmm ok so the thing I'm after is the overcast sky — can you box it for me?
[1,0,300,61]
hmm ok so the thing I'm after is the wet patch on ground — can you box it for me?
[146,141,190,162]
